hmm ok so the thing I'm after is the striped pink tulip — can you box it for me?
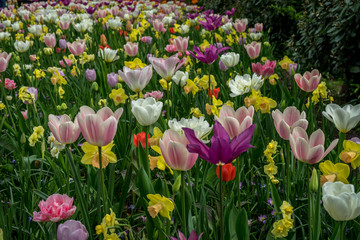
[174,36,189,53]
[272,107,308,140]
[48,114,80,144]
[0,52,12,73]
[67,40,85,56]
[124,42,138,57]
[244,41,261,59]
[44,33,56,48]
[294,69,321,92]
[233,19,247,33]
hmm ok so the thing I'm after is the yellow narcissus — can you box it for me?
[319,160,350,186]
[81,141,117,169]
[147,194,174,220]
[340,140,360,169]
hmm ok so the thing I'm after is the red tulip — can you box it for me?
[216,163,236,182]
[134,132,150,148]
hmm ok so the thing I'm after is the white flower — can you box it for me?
[180,24,189,34]
[251,73,264,90]
[322,182,360,221]
[172,71,188,87]
[107,17,122,30]
[0,32,11,41]
[162,16,173,25]
[322,104,360,133]
[250,32,262,41]
[228,74,252,97]
[123,13,131,21]
[168,116,212,142]
[2,20,11,28]
[98,48,119,63]
[131,97,163,126]
[14,40,31,53]
[28,25,43,37]
[221,22,233,32]
[11,22,20,31]
[220,52,240,68]
[73,19,93,33]
[51,147,60,158]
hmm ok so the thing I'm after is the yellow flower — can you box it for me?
[58,86,65,99]
[340,140,360,169]
[264,140,278,160]
[215,33,223,42]
[281,215,294,229]
[104,208,118,227]
[124,58,146,69]
[184,79,199,95]
[0,102,5,110]
[264,162,278,176]
[33,126,44,137]
[104,233,120,240]
[33,69,46,79]
[29,133,39,147]
[280,201,293,216]
[160,79,171,90]
[200,40,210,51]
[271,220,289,238]
[149,127,163,146]
[254,96,277,114]
[149,145,173,174]
[205,97,223,116]
[98,99,107,107]
[269,74,279,85]
[194,75,216,90]
[190,107,204,118]
[319,160,350,185]
[81,142,117,168]
[109,88,128,105]
[147,194,174,220]
[279,56,294,71]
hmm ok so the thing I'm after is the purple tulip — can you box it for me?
[189,45,231,65]
[219,60,228,71]
[25,87,38,104]
[170,230,203,240]
[183,121,255,165]
[57,220,89,240]
[288,63,299,75]
[107,72,119,87]
[198,15,223,31]
[59,39,67,49]
[85,69,96,82]
[225,8,236,17]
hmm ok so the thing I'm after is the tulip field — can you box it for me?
[1,0,360,239]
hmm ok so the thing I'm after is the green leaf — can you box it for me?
[270,182,282,216]
[236,208,249,240]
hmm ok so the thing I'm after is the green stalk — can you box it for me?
[98,146,106,217]
[208,64,212,104]
[166,81,171,121]
[219,165,224,240]
[340,221,346,240]
[337,132,345,163]
[181,171,187,236]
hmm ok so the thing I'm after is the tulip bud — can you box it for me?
[100,34,107,47]
[172,175,181,194]
[126,20,132,32]
[41,141,46,159]
[90,99,95,109]
[91,82,99,91]
[85,69,97,82]
[310,168,319,192]
[6,96,12,101]
[164,100,172,108]
[216,163,236,182]
[43,48,53,55]
[15,55,20,62]
[20,133,26,144]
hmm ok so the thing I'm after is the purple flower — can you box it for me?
[350,137,360,144]
[198,15,223,31]
[288,63,299,75]
[189,45,231,65]
[219,60,228,71]
[57,220,89,240]
[225,8,236,16]
[258,215,267,224]
[85,69,96,82]
[59,39,67,49]
[24,87,38,104]
[107,72,119,87]
[183,121,255,165]
[170,230,203,240]
[267,198,273,206]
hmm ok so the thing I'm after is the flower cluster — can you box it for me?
[29,126,44,147]
[263,140,279,184]
[271,201,294,238]
[95,208,120,240]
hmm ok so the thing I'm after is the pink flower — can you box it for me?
[165,44,177,53]
[289,127,338,165]
[153,19,166,33]
[173,36,189,53]
[124,42,138,57]
[160,129,198,171]
[255,23,263,32]
[118,65,153,93]
[97,9,107,18]
[0,52,12,73]
[144,90,164,100]
[294,69,321,92]
[67,40,86,56]
[215,105,254,139]
[44,33,56,48]
[141,36,152,44]
[272,107,308,140]
[48,114,81,144]
[59,20,71,30]
[59,59,73,67]
[233,19,247,33]
[148,55,186,81]
[21,110,28,120]
[76,106,123,146]
[244,42,261,59]
[33,194,76,222]
[4,78,16,90]
[29,55,37,62]
[251,60,277,79]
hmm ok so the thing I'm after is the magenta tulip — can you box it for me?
[272,107,308,140]
[48,114,81,144]
[251,60,277,79]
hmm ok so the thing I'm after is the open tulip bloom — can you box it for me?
[322,103,360,133]
[190,45,231,65]
[183,121,256,165]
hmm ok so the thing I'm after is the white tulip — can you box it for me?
[98,48,119,63]
[168,116,212,141]
[107,17,122,30]
[28,25,43,37]
[0,32,11,41]
[322,104,360,133]
[322,182,360,221]
[251,73,265,91]
[221,22,233,32]
[131,97,163,126]
[220,52,240,68]
[250,32,262,41]
[14,40,30,53]
[172,71,188,87]
[180,24,189,34]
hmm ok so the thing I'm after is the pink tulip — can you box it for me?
[289,127,338,165]
[244,42,261,59]
[255,23,263,32]
[21,110,28,120]
[97,9,107,18]
[59,20,71,30]
[124,42,138,57]
[272,107,308,140]
[3,78,16,90]
[48,114,81,144]
[76,106,123,146]
[118,65,153,93]
[233,19,247,33]
[294,69,321,92]
[174,36,189,53]
[251,60,277,79]
[33,194,76,222]
[153,19,166,33]
[0,52,12,73]
[59,59,73,67]
[165,44,177,53]
[44,33,56,48]
[29,55,37,62]
[67,40,85,56]
[160,129,198,171]
[215,105,254,139]
[148,55,186,81]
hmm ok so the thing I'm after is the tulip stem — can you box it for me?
[181,171,187,236]
[340,221,346,240]
[144,126,150,176]
[219,165,224,240]
[98,146,106,217]
[337,132,345,163]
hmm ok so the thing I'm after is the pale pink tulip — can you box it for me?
[33,194,76,222]
[289,127,338,165]
[97,9,107,18]
[59,59,73,67]
[148,55,186,81]
[272,107,308,140]
[44,33,56,48]
[255,23,263,32]
[29,55,37,62]
[59,20,71,30]
[215,105,254,139]
[4,78,16,90]
[233,19,247,33]
[0,52,12,73]
[294,69,321,92]
[174,36,189,53]
[48,114,81,144]
[124,42,138,57]
[118,65,153,93]
[76,106,123,146]
[21,110,28,120]
[67,40,85,56]
[153,19,166,33]
[160,129,198,171]
[244,42,261,59]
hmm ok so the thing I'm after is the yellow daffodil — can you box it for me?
[147,194,174,220]
[149,127,163,146]
[0,102,5,110]
[319,160,350,186]
[149,145,173,174]
[254,96,277,114]
[279,56,294,71]
[280,201,293,216]
[124,58,146,69]
[109,88,128,105]
[184,79,199,95]
[81,141,117,168]
[190,107,204,118]
[271,220,289,238]
[160,79,171,90]
[194,75,216,90]
[340,140,360,169]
